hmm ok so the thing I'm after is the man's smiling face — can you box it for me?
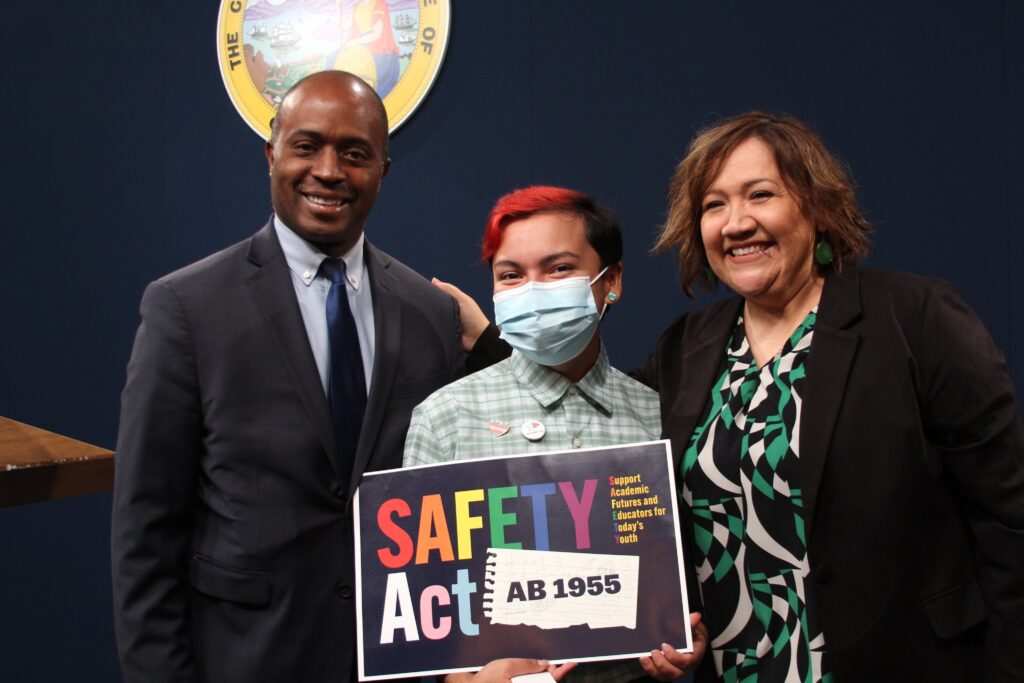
[266,72,391,256]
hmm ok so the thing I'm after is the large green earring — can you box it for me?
[815,237,834,266]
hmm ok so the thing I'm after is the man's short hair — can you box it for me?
[481,186,623,267]
[268,70,390,160]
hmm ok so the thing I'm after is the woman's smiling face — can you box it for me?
[700,136,819,309]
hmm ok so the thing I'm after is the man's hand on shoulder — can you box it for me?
[432,277,491,352]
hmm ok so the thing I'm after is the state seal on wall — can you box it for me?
[217,0,450,139]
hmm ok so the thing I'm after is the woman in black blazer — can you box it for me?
[638,111,1024,682]
[449,112,1024,682]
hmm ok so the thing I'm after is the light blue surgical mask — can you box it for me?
[493,267,609,366]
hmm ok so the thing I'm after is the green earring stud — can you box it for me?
[815,238,834,266]
[607,292,618,301]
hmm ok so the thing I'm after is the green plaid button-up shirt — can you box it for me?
[404,345,661,466]
[402,346,662,683]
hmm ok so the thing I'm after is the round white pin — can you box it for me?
[520,419,546,441]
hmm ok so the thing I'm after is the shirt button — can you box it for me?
[335,582,354,599]
[572,438,582,449]
[567,386,577,396]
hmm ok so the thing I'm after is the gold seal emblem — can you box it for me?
[217,0,450,139]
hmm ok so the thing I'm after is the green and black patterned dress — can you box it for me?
[681,310,832,683]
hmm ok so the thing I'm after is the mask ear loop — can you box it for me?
[590,266,613,320]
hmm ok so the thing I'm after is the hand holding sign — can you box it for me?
[444,659,578,683]
[640,613,709,681]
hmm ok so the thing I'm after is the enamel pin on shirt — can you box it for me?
[521,419,546,442]
[487,419,510,436]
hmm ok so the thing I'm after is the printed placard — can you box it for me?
[354,440,692,680]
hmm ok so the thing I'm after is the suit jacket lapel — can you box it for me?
[800,267,862,536]
[246,221,339,480]
[352,241,401,490]
[668,297,743,471]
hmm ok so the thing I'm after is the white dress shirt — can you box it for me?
[274,216,375,395]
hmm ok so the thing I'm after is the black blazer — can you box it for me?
[111,221,463,682]
[633,267,1024,682]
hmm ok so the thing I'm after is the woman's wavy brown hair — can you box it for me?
[654,111,872,297]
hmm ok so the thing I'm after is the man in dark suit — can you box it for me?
[111,71,466,682]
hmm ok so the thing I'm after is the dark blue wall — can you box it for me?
[2,2,1021,679]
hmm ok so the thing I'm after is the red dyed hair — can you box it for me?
[481,186,589,263]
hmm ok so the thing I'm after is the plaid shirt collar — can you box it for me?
[508,343,614,416]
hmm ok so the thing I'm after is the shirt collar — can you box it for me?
[509,343,614,416]
[273,215,366,290]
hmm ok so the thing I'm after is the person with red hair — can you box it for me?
[404,185,707,683]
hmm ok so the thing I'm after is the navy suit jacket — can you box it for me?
[111,221,463,682]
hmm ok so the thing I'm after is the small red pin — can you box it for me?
[487,419,510,436]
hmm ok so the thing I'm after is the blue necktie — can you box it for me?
[320,258,366,491]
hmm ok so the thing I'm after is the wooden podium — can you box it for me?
[0,417,114,507]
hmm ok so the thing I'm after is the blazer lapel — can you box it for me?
[800,267,862,536]
[246,221,339,480]
[668,297,744,471]
[351,241,401,492]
